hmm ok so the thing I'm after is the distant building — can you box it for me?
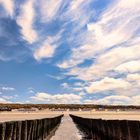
[82,108,92,111]
[17,108,38,112]
[50,108,66,111]
[96,108,106,111]
[0,107,11,111]
[69,109,79,111]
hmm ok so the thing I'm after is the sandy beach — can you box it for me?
[0,110,140,122]
[0,110,62,122]
[69,110,140,121]
[0,110,139,140]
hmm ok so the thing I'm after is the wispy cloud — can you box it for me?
[58,0,140,69]
[64,0,94,30]
[0,97,11,103]
[16,0,37,43]
[63,35,140,82]
[57,44,95,68]
[61,83,69,89]
[127,73,140,87]
[0,86,15,91]
[45,74,64,80]
[39,0,63,23]
[0,0,140,105]
[34,43,55,60]
[0,0,14,17]
[55,0,140,105]
[115,60,140,73]
[33,30,63,60]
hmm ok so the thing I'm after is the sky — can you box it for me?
[0,0,140,105]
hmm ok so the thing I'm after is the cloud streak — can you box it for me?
[58,0,140,70]
[39,0,63,23]
[16,0,37,43]
[0,0,14,17]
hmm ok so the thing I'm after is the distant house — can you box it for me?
[69,109,79,111]
[51,108,66,111]
[0,107,11,111]
[82,108,92,111]
[96,108,106,111]
[17,108,38,112]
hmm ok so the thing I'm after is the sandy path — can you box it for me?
[50,115,83,140]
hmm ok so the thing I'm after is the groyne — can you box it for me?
[0,115,63,140]
[70,114,140,140]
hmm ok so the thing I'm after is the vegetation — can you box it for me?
[0,103,140,110]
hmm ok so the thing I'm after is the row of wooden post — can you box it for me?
[0,115,63,140]
[70,114,140,140]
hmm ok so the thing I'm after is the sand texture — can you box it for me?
[71,111,140,120]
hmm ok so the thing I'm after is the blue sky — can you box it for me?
[0,0,140,105]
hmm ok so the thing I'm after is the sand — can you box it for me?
[0,110,62,122]
[69,110,140,121]
[0,110,140,122]
[0,110,139,140]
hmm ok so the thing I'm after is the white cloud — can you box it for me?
[86,77,130,93]
[115,60,140,73]
[23,0,140,106]
[132,95,140,105]
[34,43,55,60]
[0,0,14,17]
[74,82,84,87]
[127,73,140,86]
[17,0,37,43]
[61,83,69,89]
[65,0,93,29]
[58,0,95,68]
[84,95,132,105]
[28,89,34,94]
[34,30,63,61]
[0,97,10,103]
[58,44,94,68]
[84,94,140,105]
[31,92,81,104]
[73,87,83,92]
[65,40,140,81]
[87,0,140,48]
[46,74,64,80]
[2,95,14,100]
[39,0,63,23]
[127,73,140,81]
[79,92,85,96]
[58,0,140,71]
[0,86,15,91]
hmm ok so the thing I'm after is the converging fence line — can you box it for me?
[0,115,63,140]
[70,114,140,140]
